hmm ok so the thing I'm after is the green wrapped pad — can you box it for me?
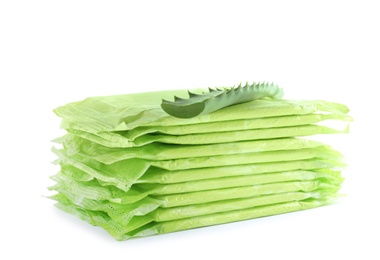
[50,86,350,240]
[54,90,349,132]
[60,113,351,148]
[54,197,328,241]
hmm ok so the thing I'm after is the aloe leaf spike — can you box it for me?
[161,82,283,118]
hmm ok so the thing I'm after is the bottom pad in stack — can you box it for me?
[49,86,351,240]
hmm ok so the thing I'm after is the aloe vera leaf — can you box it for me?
[161,82,284,118]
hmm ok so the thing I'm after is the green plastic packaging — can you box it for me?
[50,87,350,240]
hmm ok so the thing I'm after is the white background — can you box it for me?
[1,0,379,259]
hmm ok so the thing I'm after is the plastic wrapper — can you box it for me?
[49,88,350,240]
[54,90,349,132]
[60,113,351,148]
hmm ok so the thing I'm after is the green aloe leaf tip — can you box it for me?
[161,82,284,118]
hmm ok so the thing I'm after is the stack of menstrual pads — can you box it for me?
[50,87,351,240]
